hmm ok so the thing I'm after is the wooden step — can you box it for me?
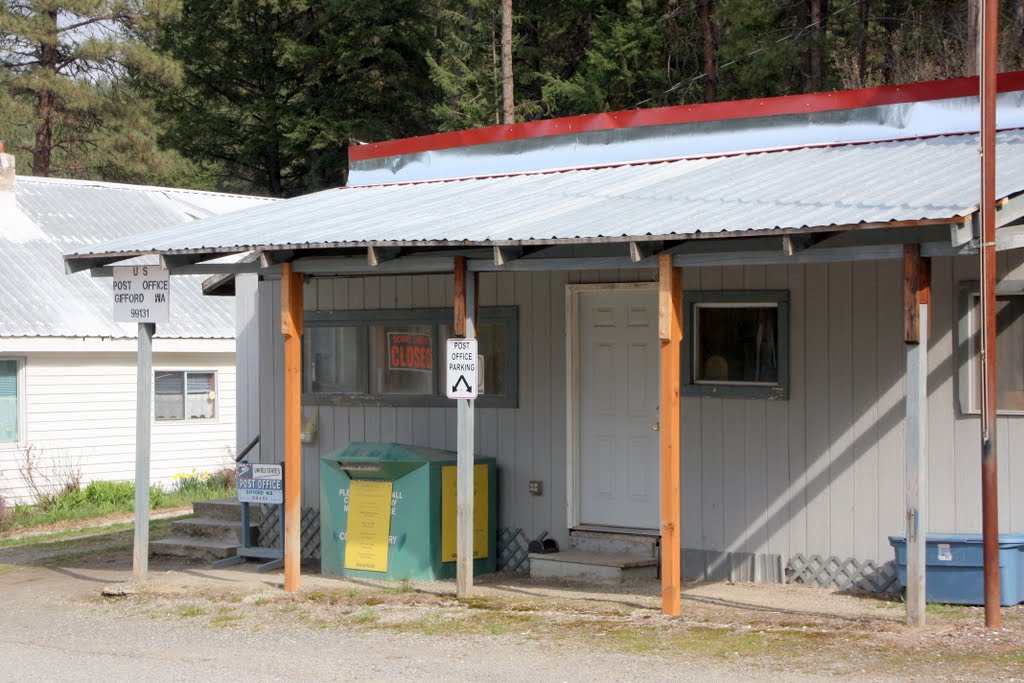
[170,518,258,545]
[530,549,658,583]
[150,538,239,561]
[191,498,263,523]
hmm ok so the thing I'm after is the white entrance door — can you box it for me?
[577,288,660,529]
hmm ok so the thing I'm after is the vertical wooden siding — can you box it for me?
[251,254,1024,562]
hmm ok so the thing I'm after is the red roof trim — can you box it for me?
[350,71,1024,163]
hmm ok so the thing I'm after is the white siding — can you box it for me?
[0,350,236,504]
[246,255,1024,564]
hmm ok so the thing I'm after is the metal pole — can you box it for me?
[979,0,1002,630]
[132,322,154,583]
[456,262,476,598]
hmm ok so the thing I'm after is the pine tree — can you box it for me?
[156,0,437,197]
[0,0,179,176]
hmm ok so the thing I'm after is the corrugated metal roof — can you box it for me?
[2,177,274,339]
[349,88,1024,185]
[65,130,1024,261]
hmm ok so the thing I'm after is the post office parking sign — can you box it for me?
[236,463,283,504]
[446,338,478,399]
[112,265,170,324]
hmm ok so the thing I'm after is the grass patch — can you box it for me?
[355,607,377,624]
[210,607,241,628]
[388,611,534,637]
[175,605,207,618]
[0,470,234,535]
[925,602,973,618]
[0,516,183,550]
[386,578,415,594]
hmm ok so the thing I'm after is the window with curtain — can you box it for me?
[0,359,20,442]
[155,370,216,420]
[682,291,790,399]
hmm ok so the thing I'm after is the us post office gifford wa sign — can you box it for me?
[112,265,170,324]
[446,338,478,399]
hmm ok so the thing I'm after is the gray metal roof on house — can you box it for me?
[2,176,274,339]
[63,130,1024,264]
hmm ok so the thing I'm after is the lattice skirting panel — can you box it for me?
[497,528,530,574]
[786,554,899,593]
[258,506,321,560]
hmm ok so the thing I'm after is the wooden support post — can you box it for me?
[658,253,683,616]
[281,262,303,592]
[903,244,930,627]
[454,256,476,598]
[132,322,154,584]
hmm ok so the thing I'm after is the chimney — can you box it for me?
[0,141,14,193]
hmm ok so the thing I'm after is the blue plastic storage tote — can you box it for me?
[889,533,1024,606]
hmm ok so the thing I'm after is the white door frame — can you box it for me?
[565,282,659,529]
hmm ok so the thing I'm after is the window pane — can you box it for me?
[0,360,17,442]
[186,372,216,419]
[695,305,779,383]
[371,325,434,395]
[305,326,363,393]
[155,371,184,420]
[975,294,1024,411]
[478,323,507,396]
[997,296,1024,409]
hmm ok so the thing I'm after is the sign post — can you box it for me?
[112,265,170,584]
[450,258,476,598]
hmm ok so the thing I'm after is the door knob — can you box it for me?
[652,422,660,431]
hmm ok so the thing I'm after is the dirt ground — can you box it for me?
[2,525,1022,681]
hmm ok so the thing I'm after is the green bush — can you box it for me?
[83,480,135,507]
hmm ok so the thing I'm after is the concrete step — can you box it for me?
[191,498,263,524]
[569,528,659,558]
[150,537,239,562]
[529,549,658,583]
[170,518,258,545]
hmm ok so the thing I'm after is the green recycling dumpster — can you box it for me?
[320,442,497,581]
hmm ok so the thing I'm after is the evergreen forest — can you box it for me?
[1,1,1022,196]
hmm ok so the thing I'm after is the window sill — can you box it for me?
[682,384,788,400]
[303,392,517,409]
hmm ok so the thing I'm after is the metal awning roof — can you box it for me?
[64,129,1024,272]
[4,176,273,338]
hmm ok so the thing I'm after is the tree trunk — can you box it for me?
[700,0,717,102]
[857,0,869,85]
[808,0,828,91]
[32,10,60,177]
[968,0,980,75]
[501,0,514,124]
[33,89,54,177]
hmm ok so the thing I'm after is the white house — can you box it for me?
[0,154,274,504]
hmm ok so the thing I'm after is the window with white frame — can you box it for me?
[303,306,518,408]
[682,291,790,399]
[957,282,1024,414]
[0,358,23,442]
[155,371,217,420]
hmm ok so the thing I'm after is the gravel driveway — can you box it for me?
[1,534,1021,682]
